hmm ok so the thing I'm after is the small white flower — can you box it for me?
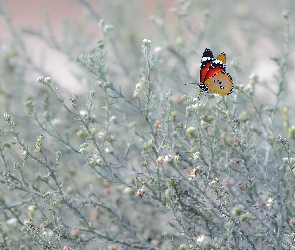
[164,154,173,163]
[133,80,144,98]
[98,131,105,139]
[282,157,295,164]
[156,156,165,165]
[186,126,196,137]
[209,178,219,186]
[142,39,151,46]
[79,110,88,117]
[103,24,114,34]
[22,151,28,159]
[266,197,274,208]
[135,186,148,198]
[98,19,104,28]
[186,103,200,112]
[192,151,200,161]
[196,234,209,246]
[3,112,11,122]
[44,77,51,85]
[37,76,44,83]
[105,147,113,153]
[79,148,87,154]
[110,116,117,123]
[80,143,88,149]
[197,234,206,243]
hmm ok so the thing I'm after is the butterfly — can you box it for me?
[196,48,234,95]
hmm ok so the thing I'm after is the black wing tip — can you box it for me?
[203,48,214,57]
[225,72,234,95]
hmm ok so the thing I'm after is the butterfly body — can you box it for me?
[198,48,233,95]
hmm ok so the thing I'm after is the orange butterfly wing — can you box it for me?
[204,53,226,81]
[204,71,233,95]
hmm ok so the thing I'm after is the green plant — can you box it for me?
[0,1,294,249]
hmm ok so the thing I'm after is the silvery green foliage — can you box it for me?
[0,1,294,249]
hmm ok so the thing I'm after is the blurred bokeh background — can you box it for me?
[1,0,294,99]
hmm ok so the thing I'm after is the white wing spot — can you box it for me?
[201,57,212,62]
[214,59,223,64]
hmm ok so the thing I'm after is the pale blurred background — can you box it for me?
[1,0,176,93]
[1,0,294,102]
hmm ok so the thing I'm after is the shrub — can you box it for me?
[0,1,294,249]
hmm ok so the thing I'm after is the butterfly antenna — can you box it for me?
[185,82,197,85]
